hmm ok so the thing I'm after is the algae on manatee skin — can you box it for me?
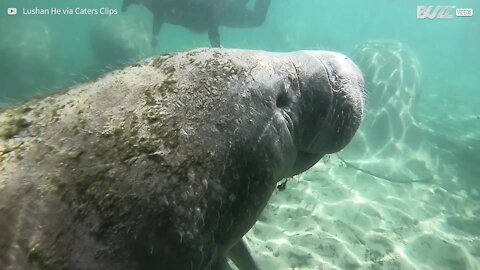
[1,48,299,270]
[160,62,177,91]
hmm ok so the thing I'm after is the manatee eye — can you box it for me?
[276,92,290,108]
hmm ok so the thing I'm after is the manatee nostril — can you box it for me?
[276,92,290,108]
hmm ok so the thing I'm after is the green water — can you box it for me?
[0,0,479,269]
[1,0,478,99]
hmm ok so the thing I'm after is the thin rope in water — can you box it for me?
[336,154,433,184]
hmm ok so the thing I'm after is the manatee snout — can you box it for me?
[288,51,365,174]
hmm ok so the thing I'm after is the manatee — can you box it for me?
[0,48,364,270]
[122,0,271,47]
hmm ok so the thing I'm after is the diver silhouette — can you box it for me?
[122,0,271,47]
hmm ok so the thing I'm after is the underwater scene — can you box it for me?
[0,0,479,269]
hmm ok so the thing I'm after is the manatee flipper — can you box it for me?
[227,239,259,270]
[210,256,231,270]
[206,247,231,270]
[151,14,163,47]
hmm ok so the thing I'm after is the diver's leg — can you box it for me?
[208,26,221,47]
[222,0,271,27]
[250,0,271,25]
[227,239,259,270]
[151,14,163,47]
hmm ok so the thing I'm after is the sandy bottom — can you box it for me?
[240,90,480,270]
[241,158,480,270]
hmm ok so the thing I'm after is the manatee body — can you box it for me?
[0,48,364,270]
[122,0,271,47]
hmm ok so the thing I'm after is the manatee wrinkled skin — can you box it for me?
[0,48,364,270]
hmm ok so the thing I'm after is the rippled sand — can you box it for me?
[243,155,480,270]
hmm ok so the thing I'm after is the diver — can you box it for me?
[122,0,271,48]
